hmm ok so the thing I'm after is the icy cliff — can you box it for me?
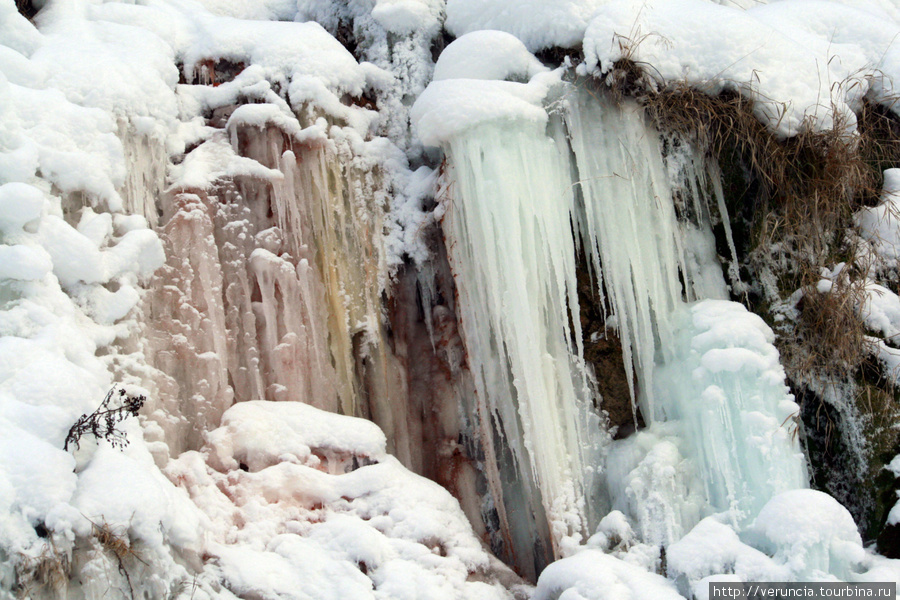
[4,0,900,598]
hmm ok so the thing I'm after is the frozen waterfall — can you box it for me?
[431,83,809,573]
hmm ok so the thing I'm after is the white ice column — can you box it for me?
[444,119,607,560]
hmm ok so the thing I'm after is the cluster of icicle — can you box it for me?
[420,60,807,577]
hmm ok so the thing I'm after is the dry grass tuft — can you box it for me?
[788,272,869,378]
[91,520,134,562]
[85,516,147,600]
[15,541,70,599]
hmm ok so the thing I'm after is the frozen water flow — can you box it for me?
[442,117,606,561]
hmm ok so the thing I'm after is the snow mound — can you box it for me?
[412,32,560,147]
[668,517,787,590]
[445,0,605,52]
[532,549,682,600]
[207,399,387,472]
[411,77,554,147]
[372,0,444,35]
[748,489,865,579]
[433,30,548,83]
[171,401,522,600]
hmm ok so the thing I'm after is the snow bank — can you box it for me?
[582,0,900,136]
[170,400,521,600]
[583,1,842,136]
[0,4,200,589]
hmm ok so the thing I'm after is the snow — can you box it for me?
[748,489,866,579]
[2,78,126,210]
[0,0,41,56]
[372,0,444,35]
[857,169,900,273]
[860,281,900,341]
[445,0,605,52]
[0,0,397,595]
[411,75,557,147]
[169,401,518,600]
[412,26,563,147]
[533,550,683,600]
[0,182,44,234]
[433,30,548,83]
[582,0,900,136]
[668,517,787,586]
[5,0,900,596]
[0,244,52,281]
[168,132,283,190]
[181,17,366,96]
[206,399,387,472]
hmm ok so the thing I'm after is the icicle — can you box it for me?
[564,90,687,421]
[708,160,745,292]
[443,118,608,562]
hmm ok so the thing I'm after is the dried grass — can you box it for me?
[85,516,147,600]
[15,541,69,599]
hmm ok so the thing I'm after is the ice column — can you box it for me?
[653,301,808,522]
[443,119,607,566]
